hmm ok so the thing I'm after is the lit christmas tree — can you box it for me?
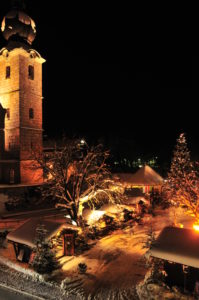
[164,133,192,202]
[164,133,199,224]
[31,224,60,274]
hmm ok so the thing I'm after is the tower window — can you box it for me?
[29,108,34,119]
[9,169,15,184]
[28,65,34,80]
[6,66,10,79]
[6,108,10,120]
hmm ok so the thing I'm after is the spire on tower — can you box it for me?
[1,0,36,46]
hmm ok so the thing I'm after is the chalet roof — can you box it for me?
[7,218,79,248]
[114,165,164,186]
[149,226,199,269]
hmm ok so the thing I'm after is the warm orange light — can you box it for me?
[193,223,199,231]
[179,224,184,228]
[88,210,105,225]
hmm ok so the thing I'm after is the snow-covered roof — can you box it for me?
[114,165,163,186]
[149,226,199,268]
[7,218,79,248]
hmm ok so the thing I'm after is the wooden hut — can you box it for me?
[7,218,79,262]
[148,226,199,292]
[115,165,164,193]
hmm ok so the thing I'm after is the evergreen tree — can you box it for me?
[31,224,60,274]
[164,133,192,202]
[163,133,199,223]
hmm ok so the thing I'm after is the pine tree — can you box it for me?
[164,133,192,202]
[31,224,60,274]
[163,133,199,223]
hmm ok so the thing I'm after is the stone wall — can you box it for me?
[0,48,45,184]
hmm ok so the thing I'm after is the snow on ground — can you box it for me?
[0,205,195,299]
[0,262,63,299]
[60,206,194,295]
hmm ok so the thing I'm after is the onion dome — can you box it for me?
[1,10,36,45]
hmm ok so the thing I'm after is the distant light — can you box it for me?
[193,223,199,231]
[179,224,183,228]
[80,139,86,145]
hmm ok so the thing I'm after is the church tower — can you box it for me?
[0,3,45,184]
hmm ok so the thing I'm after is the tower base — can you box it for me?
[0,160,43,184]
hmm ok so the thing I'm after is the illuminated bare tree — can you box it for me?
[35,140,124,227]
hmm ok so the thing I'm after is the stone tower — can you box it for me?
[0,5,45,184]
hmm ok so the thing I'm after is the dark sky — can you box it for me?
[0,1,198,163]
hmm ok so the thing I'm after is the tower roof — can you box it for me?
[1,8,36,46]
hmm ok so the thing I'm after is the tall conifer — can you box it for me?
[164,133,192,201]
[31,224,60,274]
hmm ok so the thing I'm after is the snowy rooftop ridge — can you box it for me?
[114,165,164,186]
[7,218,79,248]
[149,226,199,268]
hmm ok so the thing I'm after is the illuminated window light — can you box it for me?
[193,223,199,232]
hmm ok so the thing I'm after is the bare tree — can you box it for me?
[35,140,124,228]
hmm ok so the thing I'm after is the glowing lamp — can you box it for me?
[193,223,199,231]
[88,210,105,225]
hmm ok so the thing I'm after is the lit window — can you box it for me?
[6,66,10,79]
[28,65,34,80]
[29,108,34,119]
[6,108,10,119]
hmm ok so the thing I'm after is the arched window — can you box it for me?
[6,66,10,79]
[6,108,10,119]
[29,108,34,119]
[9,169,15,184]
[28,65,34,80]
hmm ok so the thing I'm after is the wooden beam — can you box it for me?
[13,242,18,258]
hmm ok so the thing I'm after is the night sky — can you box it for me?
[0,1,198,165]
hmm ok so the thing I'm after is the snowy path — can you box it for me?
[0,206,194,299]
[61,206,194,295]
[0,263,63,299]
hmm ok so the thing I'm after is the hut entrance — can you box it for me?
[13,243,31,263]
[64,233,74,256]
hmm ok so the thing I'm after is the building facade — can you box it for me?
[0,8,45,184]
